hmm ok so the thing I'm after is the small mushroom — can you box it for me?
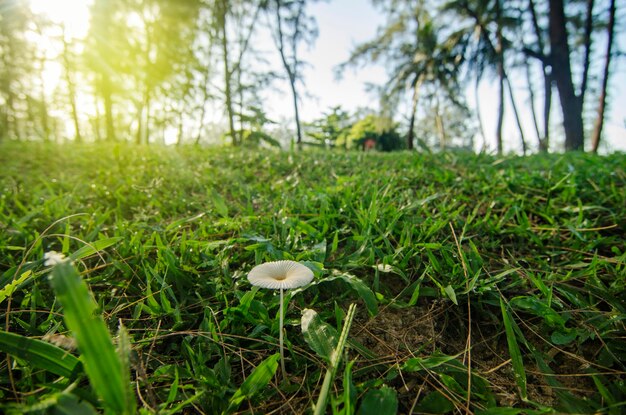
[248,260,314,380]
[44,251,67,267]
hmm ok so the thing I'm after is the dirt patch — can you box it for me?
[348,300,599,412]
[352,301,446,361]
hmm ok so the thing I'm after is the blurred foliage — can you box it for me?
[305,106,352,147]
[0,0,619,152]
[342,114,404,151]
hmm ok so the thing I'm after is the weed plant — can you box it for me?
[0,142,625,413]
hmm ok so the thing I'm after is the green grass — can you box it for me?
[1,141,625,414]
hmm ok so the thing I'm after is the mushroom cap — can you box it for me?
[44,251,67,266]
[247,260,314,290]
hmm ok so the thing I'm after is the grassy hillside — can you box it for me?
[1,142,625,414]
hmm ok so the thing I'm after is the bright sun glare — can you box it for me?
[29,0,92,39]
[28,0,95,133]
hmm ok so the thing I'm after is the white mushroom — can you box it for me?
[44,251,67,267]
[248,260,314,380]
[248,260,314,290]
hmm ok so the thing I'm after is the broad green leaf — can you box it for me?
[357,385,398,415]
[49,261,135,414]
[0,330,81,378]
[500,297,527,401]
[301,308,339,363]
[225,353,279,414]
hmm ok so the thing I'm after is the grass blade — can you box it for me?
[49,260,135,414]
[0,270,32,305]
[225,353,280,414]
[324,273,378,316]
[500,296,527,401]
[116,322,135,411]
[0,330,81,378]
[314,303,357,415]
[402,353,461,372]
[68,237,123,262]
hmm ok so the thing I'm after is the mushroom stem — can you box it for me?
[279,287,287,381]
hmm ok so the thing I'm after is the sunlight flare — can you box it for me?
[29,0,91,39]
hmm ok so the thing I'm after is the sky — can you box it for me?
[278,0,388,118]
[276,0,626,154]
[29,0,626,153]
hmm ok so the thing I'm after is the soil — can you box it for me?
[348,299,599,413]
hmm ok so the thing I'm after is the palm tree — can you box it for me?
[590,0,617,153]
[342,4,465,150]
[441,0,515,154]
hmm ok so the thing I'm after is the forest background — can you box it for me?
[1,0,624,154]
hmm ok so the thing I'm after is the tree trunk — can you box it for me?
[177,110,184,145]
[435,96,446,149]
[495,0,504,154]
[0,106,7,140]
[541,71,552,152]
[93,97,102,141]
[579,0,595,103]
[218,0,237,146]
[145,89,151,144]
[525,59,542,150]
[406,94,417,150]
[274,0,303,146]
[195,85,208,145]
[34,23,50,142]
[0,18,18,141]
[101,74,115,142]
[528,0,551,151]
[495,60,505,154]
[549,0,584,151]
[0,60,9,140]
[505,76,527,155]
[407,75,422,150]
[591,0,616,153]
[135,101,143,145]
[195,53,212,145]
[134,89,152,145]
[474,78,487,152]
[62,34,82,143]
[38,64,51,142]
[289,73,303,146]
